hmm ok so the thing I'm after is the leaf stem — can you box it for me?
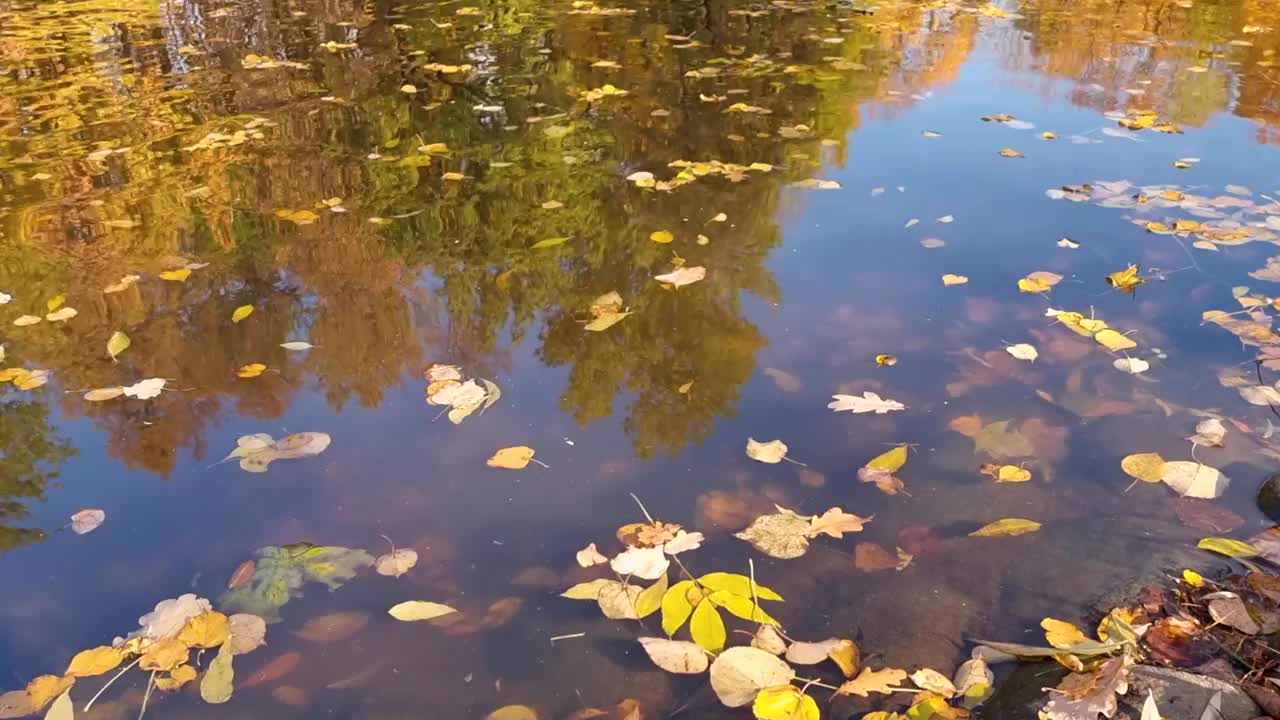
[85,656,141,712]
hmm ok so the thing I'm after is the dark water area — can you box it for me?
[3,0,1280,717]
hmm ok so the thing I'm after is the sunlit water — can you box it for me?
[3,0,1280,717]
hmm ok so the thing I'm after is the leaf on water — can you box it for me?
[575,543,608,568]
[228,614,267,655]
[1058,237,1080,249]
[227,561,255,590]
[954,657,994,708]
[807,507,871,538]
[980,464,1031,483]
[487,445,536,469]
[875,354,898,366]
[638,638,709,674]
[562,578,615,600]
[531,237,569,249]
[219,545,371,621]
[690,600,726,652]
[753,686,819,720]
[654,266,706,288]
[375,549,418,577]
[785,638,842,665]
[221,432,331,473]
[585,290,630,332]
[69,509,105,535]
[1095,329,1138,352]
[388,601,459,622]
[123,378,166,399]
[910,668,957,698]
[745,438,789,464]
[597,581,644,620]
[66,646,123,677]
[43,691,72,720]
[158,267,193,282]
[942,274,969,286]
[45,307,77,322]
[611,546,670,580]
[200,641,235,704]
[734,506,812,559]
[107,331,130,360]
[1041,618,1090,649]
[237,363,267,378]
[1018,271,1063,293]
[231,305,254,323]
[753,625,788,655]
[178,611,231,648]
[998,147,1024,157]
[634,573,667,618]
[139,638,188,672]
[1162,461,1229,499]
[1041,656,1130,720]
[828,392,906,414]
[838,667,908,697]
[970,518,1041,537]
[1114,357,1149,374]
[1189,418,1226,448]
[280,341,313,351]
[1197,537,1258,558]
[1121,453,1166,482]
[709,647,795,707]
[484,706,539,720]
[1006,343,1038,362]
[1205,592,1260,634]
[45,294,65,312]
[650,230,674,244]
[13,315,41,326]
[1106,264,1145,293]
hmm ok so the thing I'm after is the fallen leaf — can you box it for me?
[107,331,130,360]
[1042,618,1090,649]
[1189,418,1226,448]
[487,445,537,469]
[734,506,812,559]
[611,546,670,580]
[1162,461,1229,499]
[1197,537,1258,558]
[1114,358,1150,374]
[1205,592,1260,634]
[228,614,267,655]
[1106,264,1145,293]
[280,341,313,351]
[838,667,908,697]
[178,611,231,648]
[970,518,1041,537]
[650,230,674,244]
[69,509,105,535]
[807,507,871,538]
[637,638,709,674]
[875,354,898,367]
[485,706,539,720]
[764,368,803,392]
[980,464,1031,482]
[1174,499,1244,534]
[1006,343,1038,362]
[159,267,193,282]
[66,646,124,677]
[1094,329,1138,352]
[1121,453,1166,482]
[709,647,795,707]
[200,641,235,704]
[753,686,819,720]
[295,611,370,643]
[1057,237,1080,249]
[1042,656,1131,720]
[575,543,608,567]
[45,307,77,322]
[911,668,957,698]
[123,378,166,399]
[531,237,569,249]
[43,691,72,720]
[654,266,706,288]
[237,363,267,378]
[139,637,188,672]
[942,274,969,286]
[752,626,787,655]
[228,561,255,590]
[746,438,789,464]
[998,147,1023,158]
[375,549,418,577]
[388,601,459,622]
[854,543,900,572]
[828,392,906,414]
[1018,271,1063,293]
[232,305,254,323]
[12,315,41,326]
[221,432,331,473]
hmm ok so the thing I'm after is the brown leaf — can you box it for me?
[854,543,899,572]
[1143,617,1214,667]
[837,666,908,697]
[807,507,871,538]
[1173,498,1244,534]
[242,652,301,688]
[294,611,370,643]
[227,560,256,590]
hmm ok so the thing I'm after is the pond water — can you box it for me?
[3,0,1280,717]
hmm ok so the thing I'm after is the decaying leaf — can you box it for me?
[1006,343,1038,362]
[69,508,105,535]
[911,668,957,698]
[838,667,908,697]
[746,438,789,464]
[220,432,331,473]
[638,637,709,674]
[375,549,418,578]
[709,647,795,707]
[610,546,670,580]
[1204,592,1260,634]
[654,266,706,288]
[970,518,1041,537]
[828,392,906,414]
[980,464,1031,483]
[1161,461,1229,499]
[1188,418,1226,448]
[1041,656,1131,720]
[734,506,812,559]
[1114,357,1150,374]
[575,543,608,567]
[807,507,871,538]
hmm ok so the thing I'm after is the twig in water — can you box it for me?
[550,632,586,645]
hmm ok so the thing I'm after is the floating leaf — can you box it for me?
[531,237,570,249]
[638,638,709,674]
[709,647,796,707]
[1018,271,1063,293]
[45,307,77,322]
[220,432,331,473]
[1041,656,1130,720]
[178,611,231,648]
[734,506,812,559]
[634,573,668,619]
[200,641,235,704]
[910,668,957,698]
[1121,453,1166,482]
[69,509,105,535]
[1042,618,1089,649]
[122,378,166,399]
[484,706,538,720]
[980,464,1031,483]
[487,445,536,469]
[1094,329,1137,351]
[562,578,615,600]
[753,686,819,720]
[43,691,72,720]
[610,546,670,580]
[690,600,726,653]
[970,518,1041,537]
[828,392,906,414]
[375,549,418,577]
[807,507,871,538]
[746,438,789,464]
[650,230,674,244]
[838,667,908,697]
[655,266,706,288]
[107,331,130,360]
[13,315,41,326]
[66,646,123,677]
[231,305,254,323]
[236,363,267,378]
[942,274,969,286]
[1006,344,1038,362]
[998,147,1023,158]
[83,387,124,402]
[280,341,314,351]
[158,268,192,282]
[1114,358,1149,374]
[388,601,459,622]
[1197,537,1258,558]
[1162,461,1228,499]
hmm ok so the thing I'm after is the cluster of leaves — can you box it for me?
[424,364,501,424]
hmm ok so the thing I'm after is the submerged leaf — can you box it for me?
[231,305,254,323]
[106,331,130,360]
[970,518,1041,537]
[200,641,235,704]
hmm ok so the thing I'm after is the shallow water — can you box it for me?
[3,0,1280,717]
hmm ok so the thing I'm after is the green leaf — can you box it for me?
[697,572,784,601]
[635,572,668,619]
[106,331,130,361]
[44,690,72,720]
[530,237,570,249]
[865,445,908,472]
[200,641,234,704]
[662,580,696,635]
[1198,537,1259,558]
[689,600,726,653]
[562,578,615,600]
[707,591,780,626]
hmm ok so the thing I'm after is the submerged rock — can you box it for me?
[1257,473,1280,523]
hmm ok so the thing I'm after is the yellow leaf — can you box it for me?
[107,331,130,360]
[753,685,820,720]
[158,268,192,282]
[697,572,784,601]
[970,518,1041,537]
[236,363,267,378]
[829,639,859,677]
[746,437,789,464]
[139,638,189,672]
[442,172,467,181]
[155,664,198,691]
[24,675,74,711]
[1041,131,1057,139]
[1106,265,1144,292]
[274,208,319,225]
[487,445,536,469]
[1017,271,1062,293]
[998,148,1023,158]
[980,464,1031,482]
[875,354,898,366]
[690,600,726,653]
[1094,328,1137,351]
[1041,618,1089,649]
[1121,453,1166,483]
[1198,537,1259,558]
[177,611,231,649]
[709,591,781,627]
[941,274,968,286]
[635,573,668,619]
[662,580,697,635]
[46,294,65,312]
[231,305,254,323]
[400,84,418,93]
[1182,569,1204,587]
[1145,221,1172,234]
[1174,160,1191,169]
[66,646,125,677]
[650,230,675,244]
[388,601,460,621]
[865,445,908,473]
